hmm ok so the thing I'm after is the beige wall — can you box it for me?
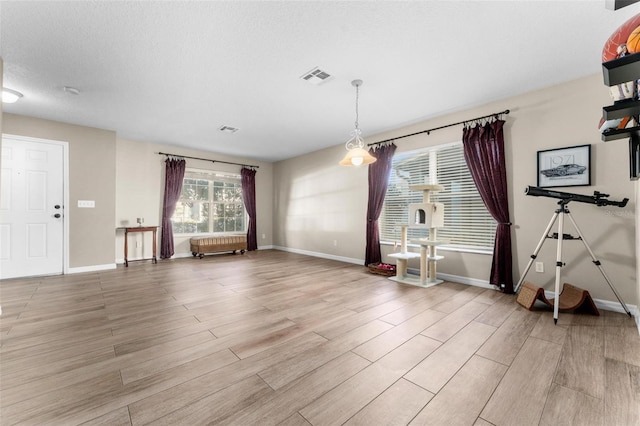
[1,58,3,137]
[274,73,637,304]
[3,114,117,269]
[115,138,274,261]
[0,70,636,307]
[273,145,369,263]
[0,115,274,268]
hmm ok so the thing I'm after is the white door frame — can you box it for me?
[2,134,70,276]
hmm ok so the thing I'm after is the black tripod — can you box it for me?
[515,199,631,324]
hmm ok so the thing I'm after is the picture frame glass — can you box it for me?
[537,144,591,188]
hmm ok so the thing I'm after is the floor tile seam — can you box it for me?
[0,355,126,403]
[473,352,511,368]
[277,355,373,423]
[537,335,567,426]
[0,367,124,417]
[110,313,201,337]
[474,319,541,367]
[135,371,268,426]
[421,309,491,342]
[342,377,421,426]
[422,317,497,347]
[117,333,230,372]
[551,382,605,404]
[277,350,372,395]
[0,326,116,353]
[469,353,513,426]
[253,344,333,384]
[0,330,117,363]
[0,345,118,392]
[4,312,111,336]
[603,355,640,369]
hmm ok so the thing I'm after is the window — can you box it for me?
[380,142,496,252]
[171,169,245,234]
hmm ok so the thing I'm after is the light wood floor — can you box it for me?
[1,250,639,426]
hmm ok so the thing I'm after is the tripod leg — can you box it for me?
[553,211,565,324]
[566,212,632,317]
[515,212,559,293]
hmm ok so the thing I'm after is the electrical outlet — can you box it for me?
[262,234,266,239]
[535,262,544,273]
[333,240,338,247]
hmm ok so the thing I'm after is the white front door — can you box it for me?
[0,136,65,279]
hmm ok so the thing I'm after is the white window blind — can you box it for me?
[380,142,496,251]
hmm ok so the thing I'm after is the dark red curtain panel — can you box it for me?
[241,167,258,251]
[462,119,513,293]
[365,143,397,265]
[160,158,186,259]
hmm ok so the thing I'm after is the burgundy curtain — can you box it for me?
[241,167,258,251]
[462,119,513,293]
[160,157,186,259]
[365,143,397,265]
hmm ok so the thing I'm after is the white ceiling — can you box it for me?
[1,1,638,162]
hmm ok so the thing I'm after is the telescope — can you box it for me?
[525,186,628,208]
[517,185,632,323]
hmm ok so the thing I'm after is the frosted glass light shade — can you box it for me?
[339,147,377,166]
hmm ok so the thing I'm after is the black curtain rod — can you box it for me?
[367,109,510,147]
[157,152,259,169]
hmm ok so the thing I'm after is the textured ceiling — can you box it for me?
[1,1,639,162]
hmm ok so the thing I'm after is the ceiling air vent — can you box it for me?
[300,67,333,85]
[218,125,239,134]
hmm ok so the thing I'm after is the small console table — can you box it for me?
[118,226,158,267]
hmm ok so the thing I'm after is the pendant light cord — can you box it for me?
[354,82,360,132]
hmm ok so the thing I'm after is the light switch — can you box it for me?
[78,200,95,208]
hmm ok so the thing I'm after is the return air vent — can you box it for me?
[218,125,239,133]
[300,67,333,85]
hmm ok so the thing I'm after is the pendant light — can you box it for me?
[339,79,377,166]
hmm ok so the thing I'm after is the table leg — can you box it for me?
[152,229,157,263]
[124,230,129,267]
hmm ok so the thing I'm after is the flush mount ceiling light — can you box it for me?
[2,88,23,103]
[339,79,376,167]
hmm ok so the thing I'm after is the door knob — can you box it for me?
[54,213,61,218]
[54,205,61,209]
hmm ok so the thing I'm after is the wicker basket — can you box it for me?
[367,263,396,277]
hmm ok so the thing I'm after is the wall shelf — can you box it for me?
[602,100,640,120]
[602,53,640,86]
[601,53,640,180]
[601,125,640,141]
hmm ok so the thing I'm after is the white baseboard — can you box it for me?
[541,289,638,315]
[410,269,497,290]
[67,263,116,274]
[273,246,364,266]
[542,289,639,334]
[169,252,195,260]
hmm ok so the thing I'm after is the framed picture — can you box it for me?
[537,144,591,188]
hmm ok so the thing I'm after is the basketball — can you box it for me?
[602,13,640,61]
[627,26,640,53]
